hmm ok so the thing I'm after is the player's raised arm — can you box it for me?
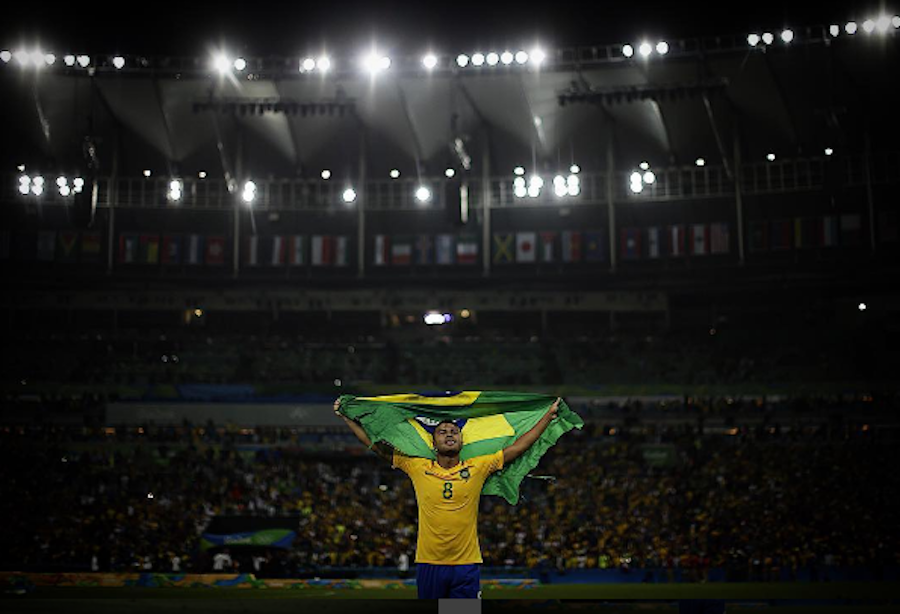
[502,397,560,465]
[334,398,393,462]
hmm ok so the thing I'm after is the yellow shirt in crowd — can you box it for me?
[392,449,504,565]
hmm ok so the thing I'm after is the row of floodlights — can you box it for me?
[828,16,900,37]
[0,50,116,68]
[18,173,85,197]
[511,164,581,199]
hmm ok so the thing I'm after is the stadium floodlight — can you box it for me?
[530,47,546,65]
[499,51,513,65]
[862,19,875,33]
[321,170,331,180]
[342,187,357,203]
[422,54,438,69]
[198,171,207,179]
[424,312,445,326]
[829,25,840,37]
[77,55,90,67]
[486,52,499,66]
[73,177,84,189]
[415,186,431,202]
[766,153,776,162]
[514,166,525,176]
[639,161,650,171]
[553,174,566,187]
[242,186,256,205]
[762,32,774,45]
[629,180,643,194]
[554,183,567,197]
[17,164,25,171]
[622,44,634,58]
[56,176,67,188]
[529,175,544,189]
[656,41,669,55]
[747,34,760,46]
[14,49,29,66]
[59,185,71,197]
[44,53,56,65]
[859,302,866,311]
[570,164,580,174]
[317,56,331,72]
[845,21,858,34]
[63,54,75,66]
[213,54,230,73]
[19,174,30,185]
[0,50,11,63]
[18,184,30,195]
[630,171,642,184]
[513,176,526,189]
[112,56,125,70]
[471,53,485,66]
[514,185,527,198]
[30,50,44,67]
[825,147,834,156]
[567,174,579,187]
[514,50,528,64]
[390,169,400,179]
[893,16,900,28]
[445,168,455,178]
[876,16,891,32]
[638,42,652,57]
[456,54,469,67]
[243,180,257,193]
[643,171,656,184]
[695,158,706,166]
[32,184,44,196]
[168,179,183,202]
[300,57,316,72]
[233,57,246,71]
[33,176,45,187]
[362,52,390,73]
[781,29,794,43]
[567,183,580,196]
[143,169,152,177]
[527,185,540,198]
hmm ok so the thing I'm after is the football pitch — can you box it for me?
[2,583,899,613]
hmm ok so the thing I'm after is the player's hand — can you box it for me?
[333,398,342,415]
[547,398,560,421]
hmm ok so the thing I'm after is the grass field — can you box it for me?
[2,584,899,613]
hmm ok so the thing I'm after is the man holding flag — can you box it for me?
[333,391,582,599]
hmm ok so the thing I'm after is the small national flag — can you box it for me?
[38,231,57,262]
[391,236,413,266]
[584,232,605,262]
[561,231,582,263]
[185,234,205,265]
[620,228,641,260]
[820,217,839,247]
[270,235,287,266]
[311,235,332,266]
[118,234,138,264]
[374,235,390,266]
[645,227,661,259]
[436,234,455,265]
[162,235,182,265]
[58,231,79,262]
[80,232,101,263]
[338,391,584,505]
[770,220,792,250]
[139,234,160,264]
[493,234,514,265]
[539,232,556,263]
[667,225,686,257]
[289,235,305,266]
[690,224,709,256]
[749,221,768,252]
[794,218,817,249]
[840,214,862,247]
[456,235,478,265]
[206,236,226,266]
[710,223,730,254]
[516,232,536,263]
[334,236,349,267]
[414,235,433,265]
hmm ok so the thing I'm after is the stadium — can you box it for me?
[1,1,899,612]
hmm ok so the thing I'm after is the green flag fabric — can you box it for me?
[337,391,583,504]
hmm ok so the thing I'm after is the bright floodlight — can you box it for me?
[622,44,634,57]
[169,179,182,191]
[638,42,652,57]
[20,175,31,185]
[527,185,540,198]
[747,33,760,46]
[893,16,900,28]
[530,47,546,65]
[513,177,526,188]
[553,175,565,187]
[30,50,43,67]
[143,169,152,177]
[781,29,794,43]
[514,166,525,176]
[500,51,513,65]
[554,182,567,197]
[695,158,706,166]
[56,176,67,187]
[321,170,331,180]
[77,55,90,67]
[63,54,75,66]
[472,53,485,66]
[33,176,44,187]
[14,50,28,66]
[445,168,455,177]
[876,16,891,32]
[639,161,650,170]
[32,184,44,196]
[233,57,246,71]
[73,177,84,188]
[630,171,642,184]
[422,54,438,69]
[767,153,776,162]
[862,19,875,33]
[845,21,858,34]
[342,187,357,203]
[213,54,230,73]
[859,302,867,311]
[514,50,528,64]
[529,175,543,188]
[629,180,643,194]
[567,174,579,187]
[643,171,656,184]
[567,184,580,196]
[60,185,71,196]
[198,171,207,179]
[317,56,331,72]
[514,186,527,198]
[362,53,390,73]
[829,25,840,37]
[44,53,56,65]
[112,56,125,70]
[415,186,431,202]
[656,41,669,55]
[0,50,11,63]
[241,190,254,204]
[570,164,580,174]
[825,147,834,156]
[486,52,499,65]
[18,183,29,195]
[301,57,316,72]
[762,32,774,45]
[389,169,400,179]
[244,181,256,192]
[456,54,469,67]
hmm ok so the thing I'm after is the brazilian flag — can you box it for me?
[337,391,583,504]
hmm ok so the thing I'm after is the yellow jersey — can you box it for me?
[392,449,504,565]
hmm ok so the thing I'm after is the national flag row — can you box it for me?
[244,235,350,267]
[373,234,479,266]
[748,215,861,251]
[118,234,227,265]
[0,230,103,263]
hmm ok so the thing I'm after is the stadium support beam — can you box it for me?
[607,130,617,273]
[272,81,302,168]
[733,132,745,265]
[703,92,732,181]
[151,77,178,174]
[396,82,425,179]
[649,99,677,165]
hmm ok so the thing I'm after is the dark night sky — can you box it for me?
[1,0,868,58]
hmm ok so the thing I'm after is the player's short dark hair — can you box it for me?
[432,420,461,439]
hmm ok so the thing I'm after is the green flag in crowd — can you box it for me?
[337,390,583,504]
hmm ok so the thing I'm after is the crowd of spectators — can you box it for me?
[1,414,896,581]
